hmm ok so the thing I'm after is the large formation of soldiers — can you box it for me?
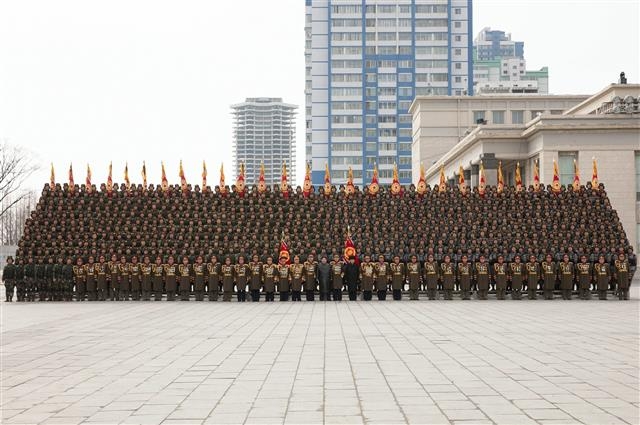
[2,181,636,302]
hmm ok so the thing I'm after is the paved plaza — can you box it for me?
[1,290,638,425]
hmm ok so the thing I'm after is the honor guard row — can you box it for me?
[3,252,633,302]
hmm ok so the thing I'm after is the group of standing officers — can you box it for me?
[2,250,633,302]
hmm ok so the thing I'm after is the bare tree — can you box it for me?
[0,143,39,220]
[0,191,36,245]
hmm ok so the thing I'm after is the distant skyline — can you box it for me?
[1,0,638,192]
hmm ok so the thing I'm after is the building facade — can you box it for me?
[411,83,640,253]
[306,0,473,186]
[473,27,549,95]
[231,98,297,185]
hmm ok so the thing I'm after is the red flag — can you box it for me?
[278,236,291,265]
[572,159,580,191]
[552,159,561,193]
[368,163,379,196]
[497,161,504,194]
[179,160,187,193]
[515,162,523,192]
[161,161,169,192]
[591,157,598,189]
[257,162,267,194]
[344,227,359,265]
[303,162,312,197]
[345,166,355,196]
[533,159,540,192]
[323,162,332,196]
[280,162,289,198]
[390,162,402,196]
[107,161,113,195]
[86,164,92,193]
[416,163,427,197]
[68,163,75,192]
[50,163,55,191]
[478,161,486,197]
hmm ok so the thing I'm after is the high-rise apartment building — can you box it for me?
[305,0,473,186]
[232,98,297,185]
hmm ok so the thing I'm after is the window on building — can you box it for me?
[454,8,461,14]
[473,111,486,123]
[454,21,461,28]
[511,110,524,124]
[365,143,376,152]
[558,152,578,186]
[455,48,461,56]
[492,111,505,124]
[455,76,461,83]
[455,63,462,70]
[455,35,462,42]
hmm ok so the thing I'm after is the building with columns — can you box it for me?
[410,82,640,252]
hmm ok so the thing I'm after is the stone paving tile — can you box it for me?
[1,286,639,425]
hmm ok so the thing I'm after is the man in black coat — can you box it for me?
[317,256,331,301]
[344,256,359,301]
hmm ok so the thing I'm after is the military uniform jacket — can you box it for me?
[390,262,406,290]
[178,264,192,291]
[118,263,130,286]
[35,264,46,280]
[509,263,524,290]
[73,264,86,284]
[493,263,508,289]
[249,262,263,290]
[193,263,205,290]
[525,262,541,284]
[108,261,119,285]
[53,263,64,282]
[303,261,318,291]
[290,264,304,291]
[559,262,574,290]
[130,263,142,290]
[576,262,592,289]
[45,263,55,281]
[221,264,235,291]
[373,262,390,291]
[457,262,471,290]
[141,263,153,290]
[330,261,344,290]
[152,264,164,290]
[95,262,108,289]
[62,264,73,282]
[24,263,35,280]
[614,259,630,289]
[235,264,250,289]
[359,262,375,291]
[84,263,97,290]
[475,263,490,290]
[207,263,220,287]
[541,262,557,290]
[263,264,277,292]
[407,262,421,290]
[277,264,290,292]
[440,263,455,290]
[2,264,15,282]
[594,263,610,291]
[423,261,438,290]
[164,264,177,291]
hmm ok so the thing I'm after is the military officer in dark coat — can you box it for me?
[457,255,472,300]
[509,255,524,300]
[3,256,15,302]
[595,255,610,300]
[559,254,574,300]
[576,255,592,300]
[390,255,405,301]
[542,254,557,300]
[525,255,541,300]
[614,253,631,300]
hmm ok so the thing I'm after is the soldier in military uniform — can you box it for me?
[108,254,119,301]
[277,257,291,301]
[130,256,142,301]
[373,255,390,301]
[525,255,541,300]
[318,256,331,301]
[193,256,205,301]
[358,255,373,301]
[407,255,421,300]
[164,256,177,301]
[15,258,25,302]
[576,255,592,300]
[84,256,97,301]
[614,253,631,300]
[35,257,46,301]
[3,256,15,302]
[24,257,36,302]
[303,254,318,301]
[559,254,574,300]
[542,254,557,300]
[178,256,192,301]
[390,255,405,301]
[344,256,359,301]
[118,255,131,301]
[207,256,220,301]
[249,254,263,302]
[330,254,344,301]
[141,256,153,301]
[290,256,304,301]
[235,255,250,302]
[474,255,490,300]
[457,255,472,300]
[509,255,524,300]
[595,255,611,300]
[221,257,235,302]
[152,256,164,301]
[63,258,74,301]
[263,256,277,301]
[423,254,439,300]
[493,255,508,300]
[73,257,86,301]
[45,257,55,301]
[53,257,65,301]
[440,255,455,300]
[96,255,108,301]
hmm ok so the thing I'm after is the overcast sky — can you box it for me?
[1,0,638,192]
